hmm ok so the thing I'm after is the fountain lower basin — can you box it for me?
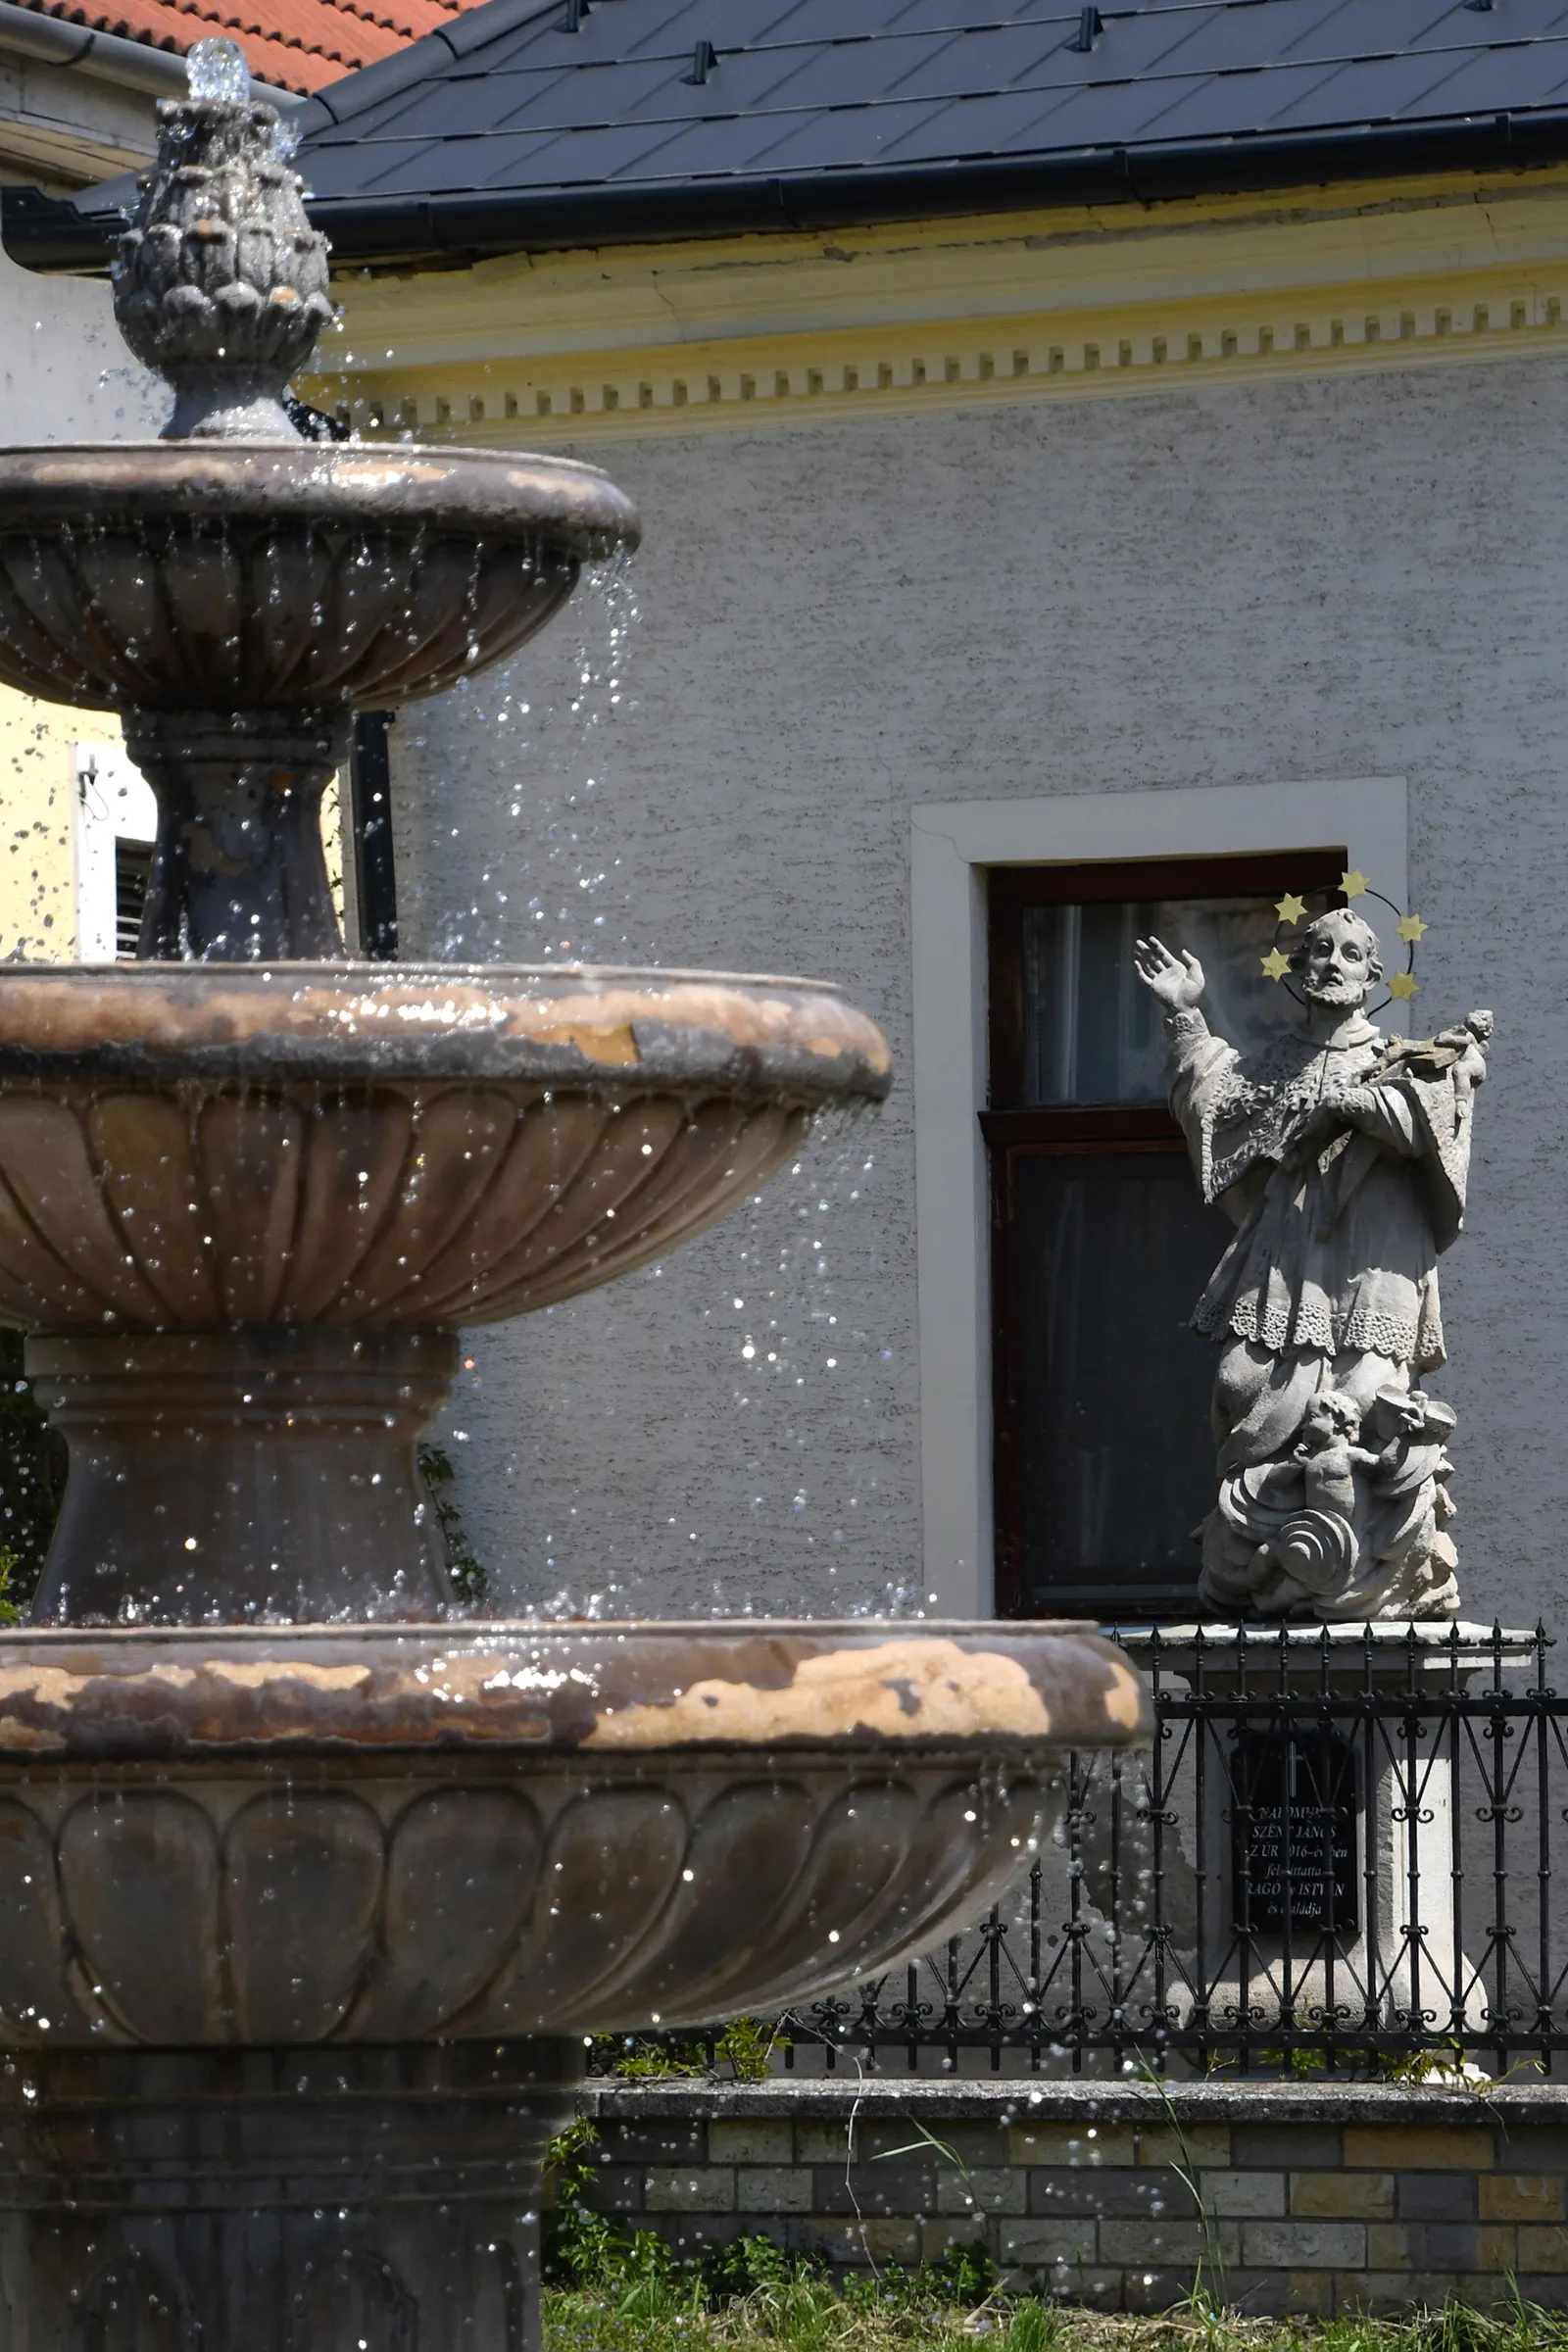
[0,1619,1149,2347]
[0,1619,1146,2045]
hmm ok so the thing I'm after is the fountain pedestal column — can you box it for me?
[27,1331,456,1625]
[0,2037,578,2352]
[125,710,349,962]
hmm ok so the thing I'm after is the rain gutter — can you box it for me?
[8,102,1568,276]
[0,0,305,110]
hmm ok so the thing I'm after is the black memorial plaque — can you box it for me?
[1230,1729,1358,1935]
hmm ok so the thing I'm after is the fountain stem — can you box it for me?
[126,708,348,959]
[3,2038,578,2350]
[25,1331,456,1625]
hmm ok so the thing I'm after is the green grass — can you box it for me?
[542,2277,1568,2352]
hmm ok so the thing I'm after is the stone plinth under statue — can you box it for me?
[1134,907,1490,1623]
[1115,1622,1527,2056]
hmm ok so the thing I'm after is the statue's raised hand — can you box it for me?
[1133,935,1204,1011]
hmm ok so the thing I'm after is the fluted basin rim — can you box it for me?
[0,961,891,1097]
[0,1620,1151,1760]
[0,442,641,562]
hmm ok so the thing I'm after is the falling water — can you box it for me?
[395,553,640,967]
[389,563,910,1617]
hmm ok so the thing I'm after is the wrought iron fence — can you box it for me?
[594,1622,1568,2078]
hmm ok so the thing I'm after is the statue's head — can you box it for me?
[1289,907,1382,1008]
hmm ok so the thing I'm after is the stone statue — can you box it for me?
[1133,908,1490,1621]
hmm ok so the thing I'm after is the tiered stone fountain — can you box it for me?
[0,51,1149,2348]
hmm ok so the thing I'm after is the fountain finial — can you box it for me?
[114,37,332,440]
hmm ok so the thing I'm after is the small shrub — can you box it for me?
[714,2016,779,2082]
[585,2018,779,2082]
[705,2236,822,2300]
[416,1440,485,1606]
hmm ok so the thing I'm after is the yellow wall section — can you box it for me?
[0,683,94,958]
[0,686,347,958]
[305,168,1568,445]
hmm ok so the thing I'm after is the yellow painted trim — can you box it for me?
[312,273,1568,446]
[306,169,1568,443]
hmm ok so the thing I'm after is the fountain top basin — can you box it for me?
[0,1618,1149,1760]
[0,960,890,1093]
[0,443,636,551]
[0,441,641,711]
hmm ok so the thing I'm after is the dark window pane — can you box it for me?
[1018,891,1324,1104]
[1010,1152,1233,1612]
[114,840,151,961]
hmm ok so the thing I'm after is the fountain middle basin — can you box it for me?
[0,960,888,1623]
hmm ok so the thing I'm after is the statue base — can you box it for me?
[1114,1622,1535,2052]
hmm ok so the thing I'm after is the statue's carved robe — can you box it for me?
[1162,1004,1481,1613]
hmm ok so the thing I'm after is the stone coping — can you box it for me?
[579,2077,1568,2125]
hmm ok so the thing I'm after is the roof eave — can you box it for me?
[239,109,1568,265]
[11,108,1568,276]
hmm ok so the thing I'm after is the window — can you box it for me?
[74,747,157,962]
[114,840,152,958]
[986,851,1347,1620]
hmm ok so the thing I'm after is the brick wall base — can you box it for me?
[570,2079,1568,2317]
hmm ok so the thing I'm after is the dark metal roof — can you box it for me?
[12,0,1568,270]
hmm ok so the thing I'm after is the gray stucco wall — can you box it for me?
[390,357,1568,1630]
[3,250,163,442]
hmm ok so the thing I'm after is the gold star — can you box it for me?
[1341,868,1370,900]
[1260,947,1292,981]
[1275,892,1307,924]
[1388,971,1418,1002]
[1396,912,1428,945]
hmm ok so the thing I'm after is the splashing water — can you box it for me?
[185,37,252,102]
[438,1108,909,1622]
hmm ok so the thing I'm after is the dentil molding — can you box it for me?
[307,170,1568,445]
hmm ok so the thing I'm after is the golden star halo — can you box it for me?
[1260,947,1292,981]
[1396,912,1428,944]
[1388,970,1418,1002]
[1340,868,1370,900]
[1275,892,1307,924]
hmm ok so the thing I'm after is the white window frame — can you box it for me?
[909,775,1409,1619]
[73,744,157,962]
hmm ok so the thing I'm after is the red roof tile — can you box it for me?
[14,0,486,95]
